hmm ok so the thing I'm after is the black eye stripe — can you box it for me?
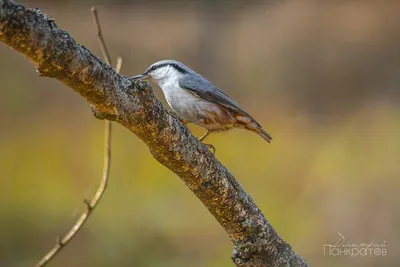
[171,64,187,74]
[149,63,188,74]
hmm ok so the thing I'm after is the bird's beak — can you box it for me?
[131,73,150,80]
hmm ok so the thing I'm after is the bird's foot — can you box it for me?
[175,115,190,125]
[180,119,190,125]
[203,143,216,154]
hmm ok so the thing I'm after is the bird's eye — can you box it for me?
[151,66,157,71]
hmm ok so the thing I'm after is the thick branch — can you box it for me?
[34,8,122,267]
[0,1,308,266]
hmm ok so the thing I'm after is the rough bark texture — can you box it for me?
[0,1,308,266]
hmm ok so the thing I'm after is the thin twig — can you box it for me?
[2,1,308,265]
[34,8,122,267]
[91,7,112,65]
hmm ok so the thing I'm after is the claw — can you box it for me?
[199,130,212,142]
[203,143,216,154]
[181,119,190,125]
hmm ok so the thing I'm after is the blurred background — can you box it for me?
[1,0,399,266]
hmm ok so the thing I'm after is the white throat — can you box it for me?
[151,66,182,90]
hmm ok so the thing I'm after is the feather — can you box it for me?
[179,73,272,142]
[179,74,250,117]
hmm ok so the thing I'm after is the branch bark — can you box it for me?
[0,1,308,266]
[35,8,122,267]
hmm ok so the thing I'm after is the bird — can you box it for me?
[131,60,272,150]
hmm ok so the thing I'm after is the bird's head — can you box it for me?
[131,60,190,85]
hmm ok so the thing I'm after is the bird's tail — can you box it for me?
[235,115,272,143]
[255,127,273,143]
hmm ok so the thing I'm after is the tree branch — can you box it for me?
[34,7,121,267]
[0,1,308,266]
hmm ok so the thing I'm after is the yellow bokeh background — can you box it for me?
[0,1,399,266]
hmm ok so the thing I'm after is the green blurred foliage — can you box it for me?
[0,0,399,266]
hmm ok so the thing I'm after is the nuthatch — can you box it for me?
[132,60,272,149]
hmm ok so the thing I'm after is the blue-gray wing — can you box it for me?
[179,74,250,116]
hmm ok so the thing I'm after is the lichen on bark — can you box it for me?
[0,1,308,266]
